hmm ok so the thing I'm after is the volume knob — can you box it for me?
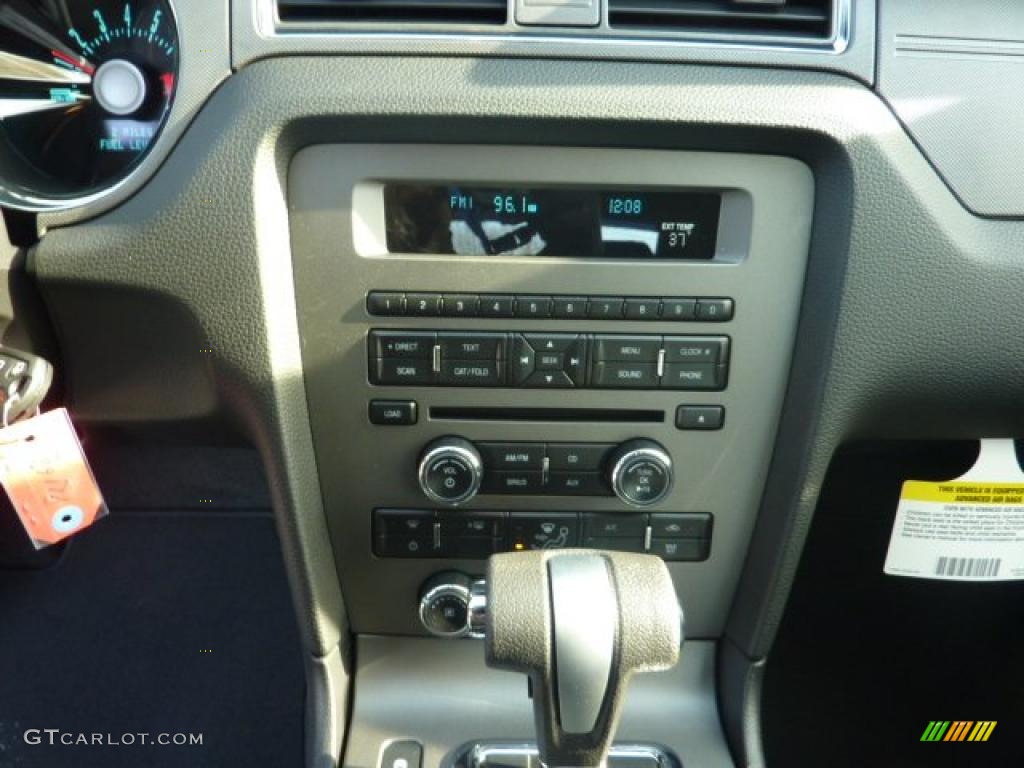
[418,437,483,506]
[608,439,674,507]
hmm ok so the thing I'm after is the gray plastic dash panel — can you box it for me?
[288,144,813,639]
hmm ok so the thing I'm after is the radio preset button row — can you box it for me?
[373,509,712,561]
[368,292,734,322]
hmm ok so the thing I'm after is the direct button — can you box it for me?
[369,400,417,426]
[478,442,545,471]
[593,335,662,363]
[370,331,436,359]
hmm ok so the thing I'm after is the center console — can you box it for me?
[288,144,813,639]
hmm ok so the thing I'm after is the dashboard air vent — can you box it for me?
[608,0,833,40]
[277,0,508,24]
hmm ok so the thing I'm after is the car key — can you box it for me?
[0,346,54,427]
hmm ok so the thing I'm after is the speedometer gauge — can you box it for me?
[0,0,179,210]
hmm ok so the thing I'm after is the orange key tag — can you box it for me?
[0,408,108,549]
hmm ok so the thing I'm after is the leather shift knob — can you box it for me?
[481,550,682,768]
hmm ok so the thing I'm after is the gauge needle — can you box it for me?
[0,92,90,120]
[0,50,91,86]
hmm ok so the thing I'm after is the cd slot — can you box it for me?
[429,407,664,423]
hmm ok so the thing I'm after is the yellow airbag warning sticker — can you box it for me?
[884,439,1024,581]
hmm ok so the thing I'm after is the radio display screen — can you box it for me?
[383,185,721,260]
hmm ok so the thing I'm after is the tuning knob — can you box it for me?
[607,439,674,507]
[417,437,483,506]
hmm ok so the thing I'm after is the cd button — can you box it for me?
[547,443,614,471]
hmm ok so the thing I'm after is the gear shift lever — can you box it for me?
[470,550,683,768]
